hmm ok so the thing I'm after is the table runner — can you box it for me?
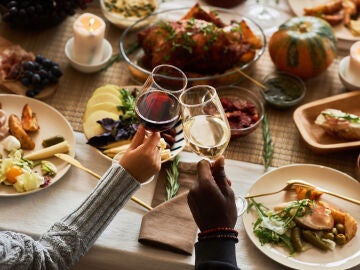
[0,0,358,177]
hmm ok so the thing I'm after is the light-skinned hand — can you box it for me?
[119,125,161,183]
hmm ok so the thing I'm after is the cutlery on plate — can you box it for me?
[246,179,360,205]
[54,153,153,211]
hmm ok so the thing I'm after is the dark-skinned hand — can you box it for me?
[187,156,237,231]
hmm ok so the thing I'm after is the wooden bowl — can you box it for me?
[293,91,360,153]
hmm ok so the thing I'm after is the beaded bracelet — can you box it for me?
[198,233,239,243]
[198,227,238,237]
[198,227,239,243]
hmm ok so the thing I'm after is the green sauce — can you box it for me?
[264,74,305,106]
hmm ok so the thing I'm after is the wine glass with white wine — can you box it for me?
[179,85,247,216]
[241,0,290,35]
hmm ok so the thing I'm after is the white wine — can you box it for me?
[183,115,230,160]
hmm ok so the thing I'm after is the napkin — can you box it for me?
[138,162,198,255]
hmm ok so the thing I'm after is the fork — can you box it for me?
[287,179,360,205]
[245,179,360,205]
[245,182,296,199]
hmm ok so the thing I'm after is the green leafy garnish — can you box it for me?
[101,42,140,71]
[322,112,360,123]
[117,88,138,124]
[249,198,313,254]
[40,160,57,176]
[165,156,180,201]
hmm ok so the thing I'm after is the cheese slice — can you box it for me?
[24,140,70,160]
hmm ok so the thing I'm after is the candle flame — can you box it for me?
[89,18,95,32]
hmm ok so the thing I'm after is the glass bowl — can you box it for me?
[217,85,264,138]
[262,72,306,109]
[119,6,266,87]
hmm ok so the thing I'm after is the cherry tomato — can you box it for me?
[5,165,23,183]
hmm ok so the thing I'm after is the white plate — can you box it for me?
[288,0,360,42]
[0,94,76,196]
[243,164,360,270]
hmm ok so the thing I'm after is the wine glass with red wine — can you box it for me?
[135,64,188,132]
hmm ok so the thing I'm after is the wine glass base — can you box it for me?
[236,196,248,217]
[141,174,156,185]
[241,4,291,35]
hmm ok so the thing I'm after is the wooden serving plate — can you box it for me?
[0,36,57,99]
[293,91,360,153]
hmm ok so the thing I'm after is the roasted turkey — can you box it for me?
[137,4,263,75]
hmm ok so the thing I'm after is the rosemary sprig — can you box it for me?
[101,42,140,71]
[166,155,180,201]
[262,109,274,171]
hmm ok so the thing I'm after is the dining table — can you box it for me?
[0,0,359,269]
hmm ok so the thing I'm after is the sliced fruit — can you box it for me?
[92,84,121,98]
[84,102,120,123]
[83,110,119,139]
[86,93,121,108]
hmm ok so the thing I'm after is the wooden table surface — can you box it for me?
[0,0,359,269]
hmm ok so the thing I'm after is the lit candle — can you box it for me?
[347,41,360,83]
[72,13,106,65]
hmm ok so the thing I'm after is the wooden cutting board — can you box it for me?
[0,36,57,99]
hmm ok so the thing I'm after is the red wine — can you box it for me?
[135,90,180,132]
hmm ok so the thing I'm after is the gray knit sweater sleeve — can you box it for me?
[0,163,140,270]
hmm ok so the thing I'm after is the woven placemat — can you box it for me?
[0,2,358,178]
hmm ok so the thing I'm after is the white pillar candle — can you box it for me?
[348,41,360,83]
[72,13,106,65]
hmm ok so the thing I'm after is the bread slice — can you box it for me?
[315,109,360,140]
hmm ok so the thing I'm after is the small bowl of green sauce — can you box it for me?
[262,72,306,109]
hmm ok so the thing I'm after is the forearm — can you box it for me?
[0,163,140,270]
[58,162,140,249]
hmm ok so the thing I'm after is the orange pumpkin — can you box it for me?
[268,16,337,79]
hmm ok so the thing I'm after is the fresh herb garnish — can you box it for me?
[262,109,274,171]
[322,112,360,123]
[166,155,180,201]
[101,43,140,71]
[117,88,138,124]
[87,117,138,148]
[249,198,313,254]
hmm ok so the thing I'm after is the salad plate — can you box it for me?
[0,94,76,196]
[243,164,360,270]
[288,0,360,42]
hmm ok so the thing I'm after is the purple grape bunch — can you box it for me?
[0,0,93,28]
[12,55,63,97]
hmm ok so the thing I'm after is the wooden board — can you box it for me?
[0,36,57,99]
